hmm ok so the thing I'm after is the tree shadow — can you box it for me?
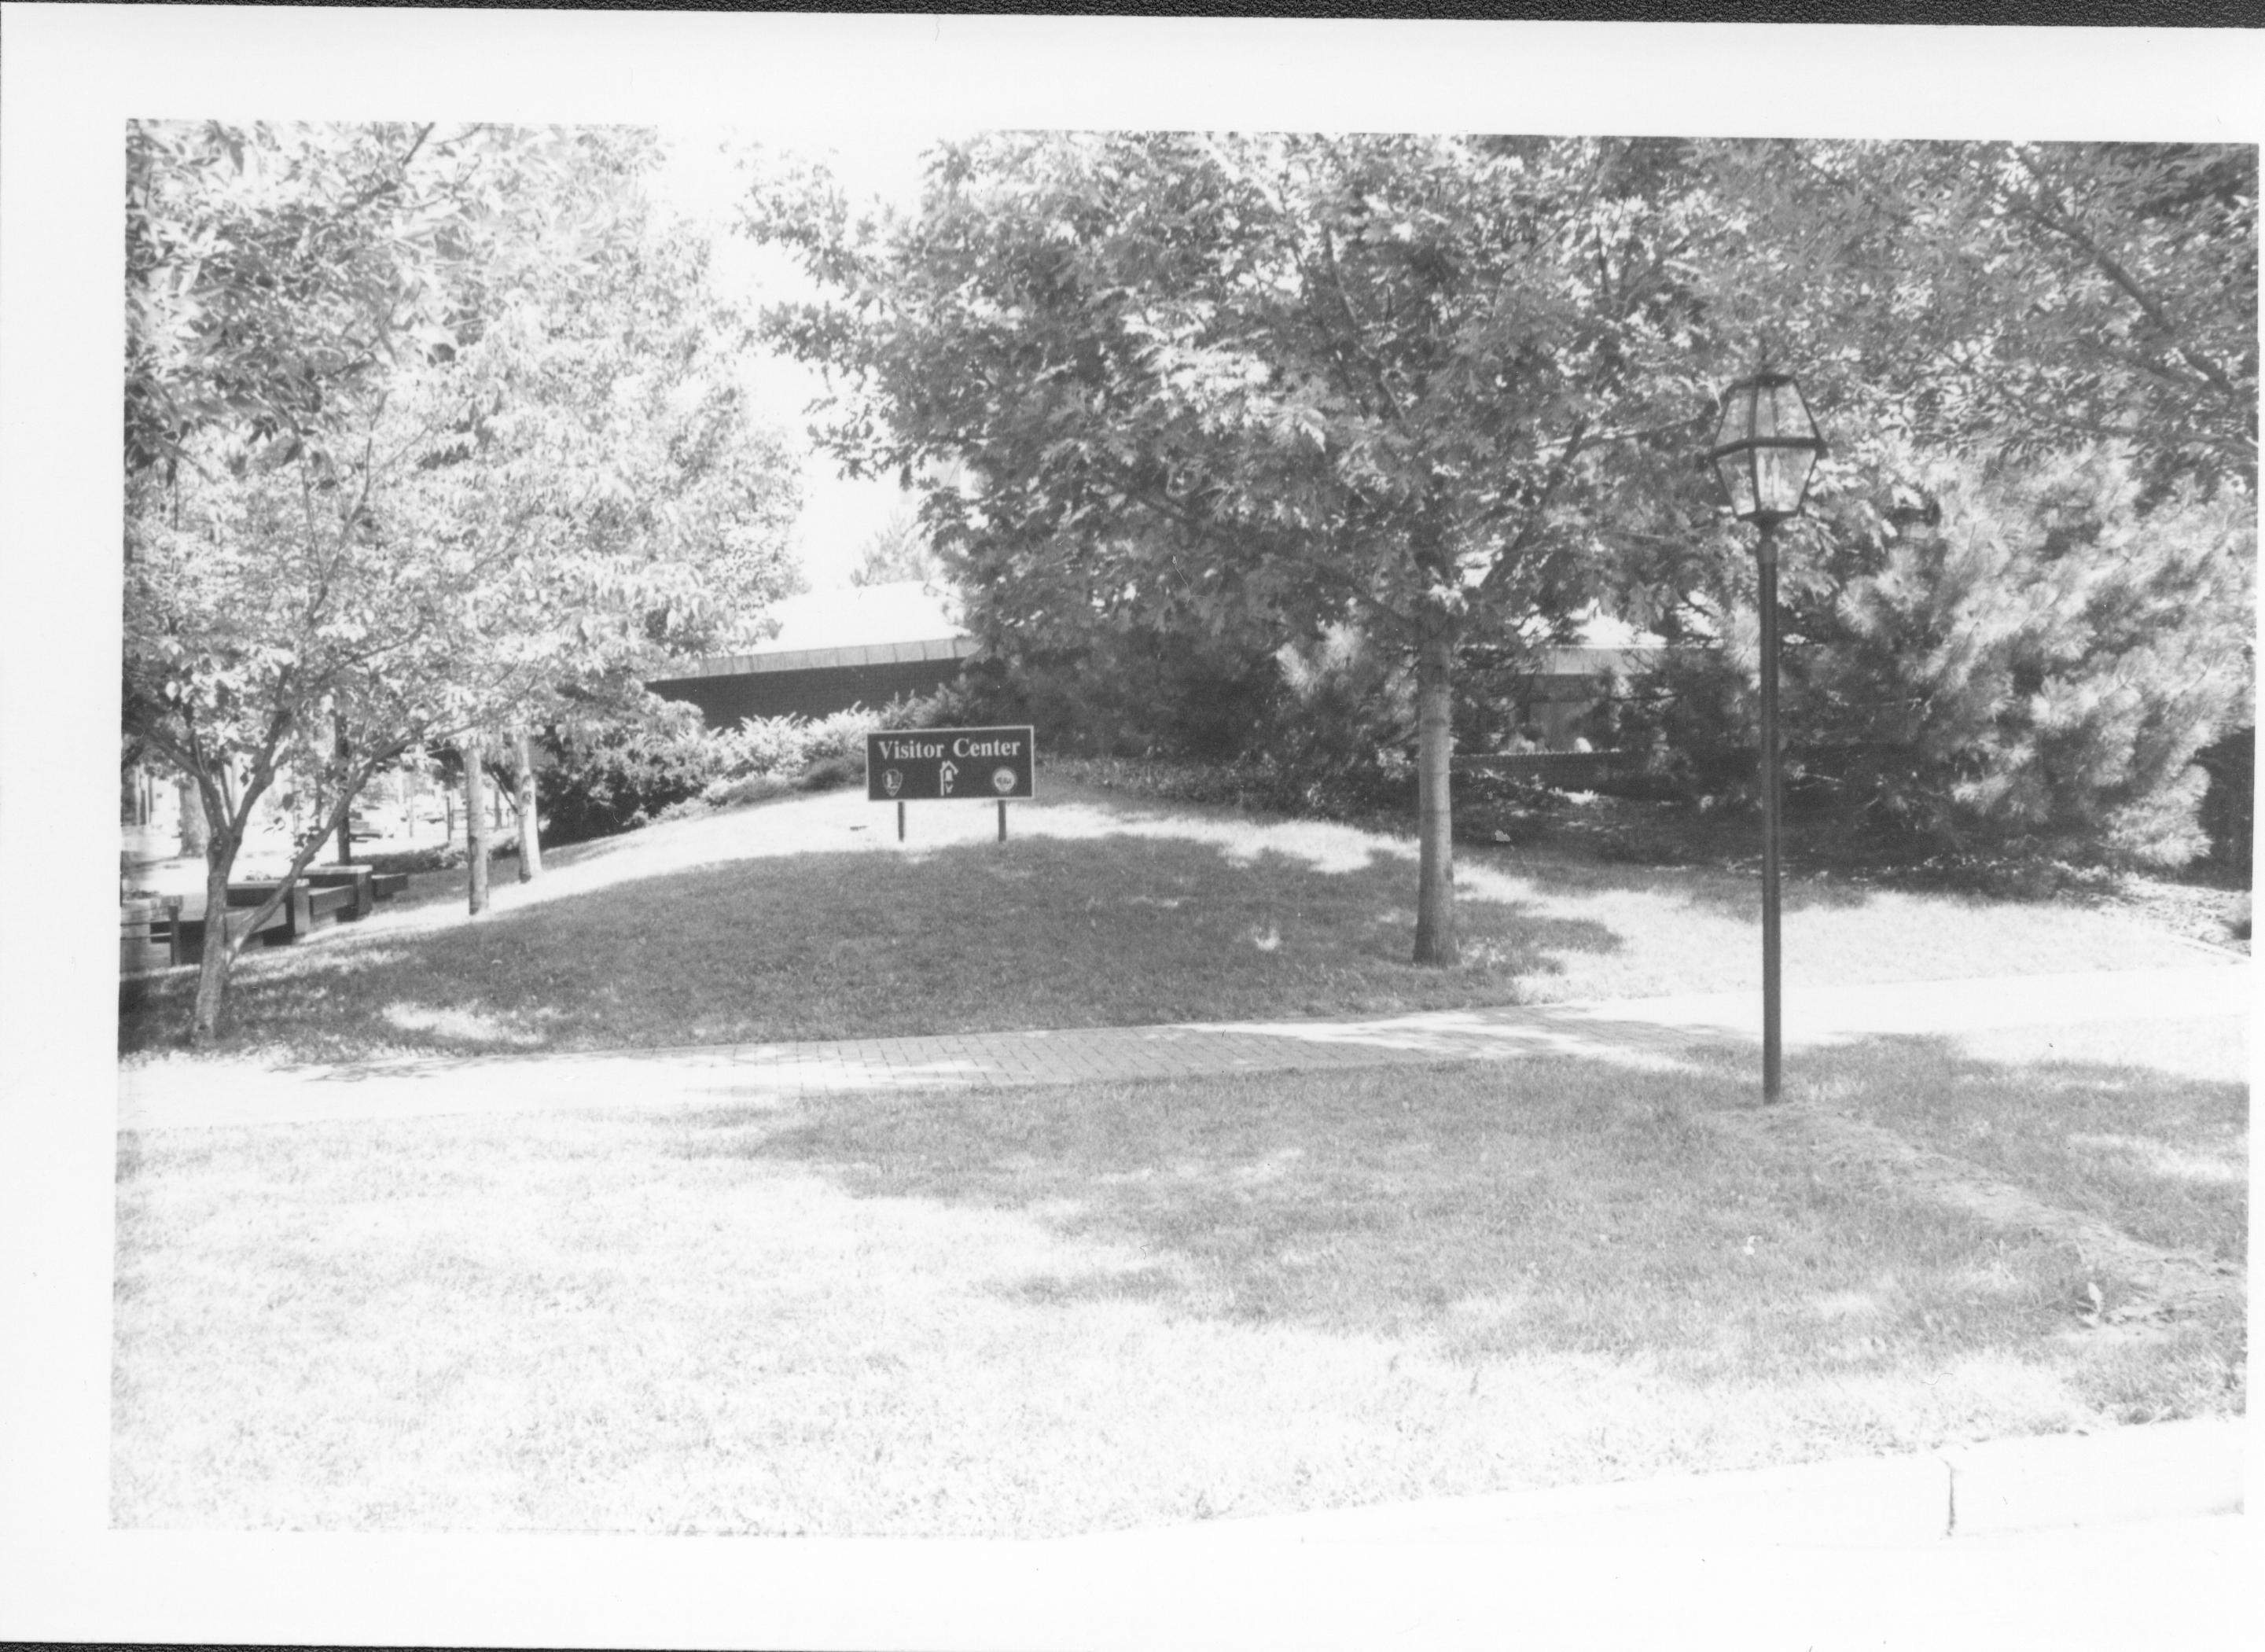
[666,1032,2247,1380]
[117,829,1626,1061]
[1782,1029,2248,1263]
[1460,837,1883,918]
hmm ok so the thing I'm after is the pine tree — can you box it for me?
[1622,443,2253,867]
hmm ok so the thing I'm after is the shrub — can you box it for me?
[804,707,879,766]
[873,684,965,730]
[702,773,796,811]
[798,753,866,791]
[539,695,742,846]
[1266,623,1416,791]
[730,715,817,778]
[2195,727,2256,874]
[965,626,1281,761]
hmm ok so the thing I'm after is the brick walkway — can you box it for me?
[115,963,2248,1133]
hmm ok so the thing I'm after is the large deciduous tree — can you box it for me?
[751,133,1714,962]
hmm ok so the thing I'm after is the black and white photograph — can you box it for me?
[2,8,2258,1649]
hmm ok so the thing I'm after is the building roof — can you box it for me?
[759,580,964,652]
[660,580,971,682]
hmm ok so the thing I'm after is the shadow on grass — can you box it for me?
[1796,1032,2248,1262]
[669,1036,2245,1405]
[119,830,1625,1061]
[1461,836,1890,918]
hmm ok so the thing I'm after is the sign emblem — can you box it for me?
[882,769,903,797]
[991,766,1017,794]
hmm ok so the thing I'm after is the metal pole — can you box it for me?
[998,799,1008,842]
[1757,523,1783,1104]
[897,800,906,842]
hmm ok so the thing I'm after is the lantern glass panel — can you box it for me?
[1715,451,1759,518]
[1713,392,1750,451]
[1756,443,1815,516]
[1773,376,1817,438]
[1750,385,1784,440]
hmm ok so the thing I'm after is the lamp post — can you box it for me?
[1707,370,1826,1104]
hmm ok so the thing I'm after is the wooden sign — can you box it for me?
[866,727,1036,804]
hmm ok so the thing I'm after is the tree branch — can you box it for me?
[1478,416,1590,600]
[2007,149,2244,409]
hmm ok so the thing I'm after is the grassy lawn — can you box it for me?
[1806,1018,2249,1262]
[119,777,2219,1063]
[111,1028,2245,1536]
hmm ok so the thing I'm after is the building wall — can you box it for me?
[650,653,970,729]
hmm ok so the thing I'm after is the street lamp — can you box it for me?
[1708,369,1826,1104]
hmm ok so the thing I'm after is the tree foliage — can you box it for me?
[1695,140,2257,499]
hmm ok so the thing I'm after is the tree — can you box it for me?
[424,207,801,892]
[1590,140,2256,873]
[1693,141,2256,499]
[125,122,800,1043]
[1616,439,2254,867]
[751,133,1716,962]
[126,120,588,1031]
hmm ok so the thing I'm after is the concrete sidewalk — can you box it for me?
[116,962,2250,1132]
[1064,1416,2245,1549]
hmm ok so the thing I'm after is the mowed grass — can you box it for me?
[1808,1017,2249,1261]
[118,778,2219,1062]
[111,1032,2245,1537]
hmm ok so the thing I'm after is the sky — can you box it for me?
[654,128,941,591]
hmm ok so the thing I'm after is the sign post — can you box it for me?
[867,726,1036,840]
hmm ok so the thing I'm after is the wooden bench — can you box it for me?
[244,879,359,931]
[175,899,298,964]
[153,867,414,969]
[301,864,377,921]
[225,879,318,940]
[120,896,185,973]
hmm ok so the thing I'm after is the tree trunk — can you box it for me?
[334,727,354,864]
[513,727,542,881]
[188,800,243,1049]
[465,737,491,914]
[1411,618,1458,966]
[175,775,207,858]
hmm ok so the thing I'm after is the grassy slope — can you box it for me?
[119,777,2221,1062]
[112,1036,2245,1536]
